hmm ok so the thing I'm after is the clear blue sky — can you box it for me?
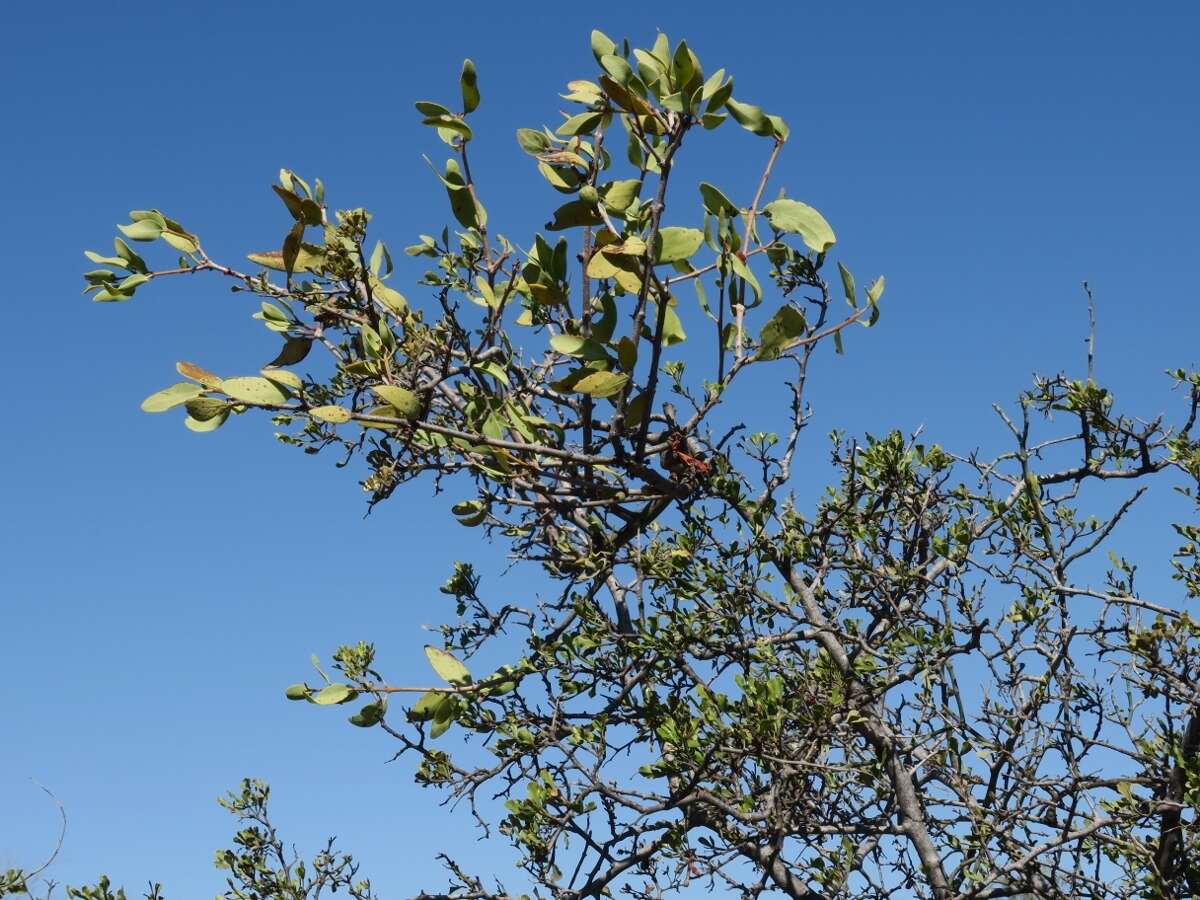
[3,0,1198,895]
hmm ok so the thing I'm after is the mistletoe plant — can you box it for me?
[57,28,1200,900]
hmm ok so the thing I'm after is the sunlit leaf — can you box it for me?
[573,371,628,398]
[762,199,836,253]
[655,227,704,263]
[372,385,421,418]
[425,646,471,684]
[311,684,356,706]
[221,377,290,406]
[141,382,203,413]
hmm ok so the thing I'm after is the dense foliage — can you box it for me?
[16,28,1200,900]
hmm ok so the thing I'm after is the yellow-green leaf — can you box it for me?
[262,368,302,391]
[425,645,471,684]
[161,230,198,254]
[655,227,704,263]
[184,410,229,432]
[602,179,641,213]
[309,405,352,424]
[265,338,312,368]
[372,385,421,418]
[221,376,290,406]
[699,182,738,216]
[573,371,629,398]
[311,683,357,705]
[460,58,480,113]
[184,398,229,421]
[141,382,203,413]
[761,199,836,253]
[757,306,807,360]
[409,690,447,722]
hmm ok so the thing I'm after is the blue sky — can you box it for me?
[2,0,1198,895]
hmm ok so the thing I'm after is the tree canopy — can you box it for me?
[18,27,1200,900]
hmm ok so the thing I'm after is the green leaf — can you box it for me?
[262,368,302,391]
[259,301,287,322]
[114,237,148,272]
[700,182,738,217]
[838,261,857,308]
[141,382,203,413]
[423,115,473,140]
[516,128,552,155]
[425,645,471,684]
[528,282,568,306]
[563,78,604,104]
[91,286,134,302]
[591,29,617,63]
[701,68,727,101]
[184,410,228,432]
[728,254,761,302]
[557,112,603,137]
[255,300,289,333]
[409,691,446,722]
[284,684,310,701]
[654,227,704,263]
[311,683,356,706]
[116,273,149,293]
[616,335,638,373]
[370,276,408,315]
[83,268,116,285]
[866,276,885,305]
[282,222,304,279]
[430,705,457,739]
[84,253,125,269]
[547,200,603,231]
[757,306,807,360]
[246,244,324,273]
[573,370,629,398]
[602,179,641,213]
[118,219,162,241]
[266,337,312,368]
[309,405,352,424]
[586,248,643,293]
[761,199,836,253]
[600,53,634,85]
[129,209,167,227]
[221,376,290,406]
[369,240,392,277]
[550,334,586,355]
[862,276,885,328]
[443,159,483,230]
[537,161,582,193]
[183,398,229,421]
[161,230,198,254]
[460,58,480,113]
[372,385,421,418]
[660,302,687,346]
[625,391,648,429]
[452,499,488,526]
[725,98,772,136]
[271,184,306,220]
[415,100,453,117]
[549,334,606,359]
[348,701,385,728]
